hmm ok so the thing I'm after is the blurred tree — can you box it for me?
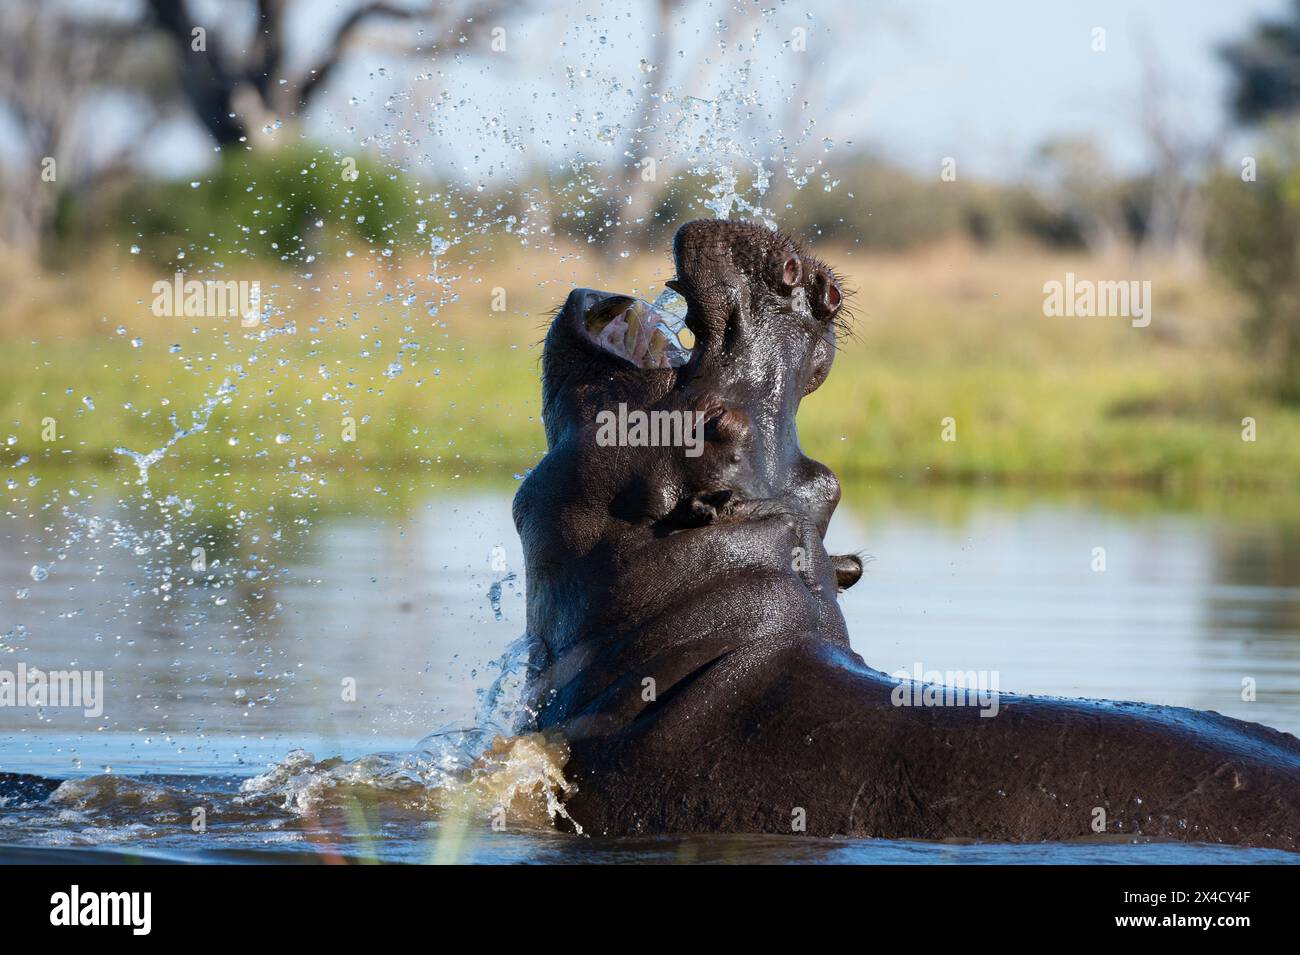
[1031,139,1131,256]
[145,0,522,147]
[1205,130,1300,401]
[616,0,685,236]
[778,156,967,249]
[0,5,173,258]
[99,144,415,267]
[1135,47,1220,265]
[1222,0,1300,124]
[0,0,522,257]
[1212,3,1300,400]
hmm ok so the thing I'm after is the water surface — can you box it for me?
[3,486,1298,863]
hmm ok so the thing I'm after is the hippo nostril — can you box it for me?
[781,255,801,289]
[812,271,842,319]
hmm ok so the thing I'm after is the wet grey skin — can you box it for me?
[513,218,1300,846]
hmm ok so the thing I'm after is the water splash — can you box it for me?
[651,287,688,322]
[0,8,839,853]
[228,631,578,836]
[487,573,516,621]
[113,379,236,486]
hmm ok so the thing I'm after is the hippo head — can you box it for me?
[514,219,863,732]
[536,219,854,537]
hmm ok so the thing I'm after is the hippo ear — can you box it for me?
[779,255,802,290]
[580,294,692,370]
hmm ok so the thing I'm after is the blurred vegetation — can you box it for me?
[2,106,1298,513]
[1206,129,1300,402]
[1221,0,1300,125]
[56,145,427,268]
[1206,3,1300,404]
[3,0,1300,516]
[60,148,1130,262]
[4,235,1300,516]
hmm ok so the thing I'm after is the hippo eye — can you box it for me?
[780,255,801,289]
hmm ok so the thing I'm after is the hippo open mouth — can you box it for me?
[537,221,856,545]
[511,219,1300,846]
[565,220,847,384]
[575,290,694,369]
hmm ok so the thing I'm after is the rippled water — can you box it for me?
[3,487,1299,863]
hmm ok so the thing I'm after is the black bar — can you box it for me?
[0,862,1287,939]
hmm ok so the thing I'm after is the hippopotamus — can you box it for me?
[512,218,1300,848]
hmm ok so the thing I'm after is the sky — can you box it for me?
[4,0,1293,185]
[819,0,1290,178]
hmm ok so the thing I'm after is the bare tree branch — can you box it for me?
[249,0,289,103]
[296,1,424,107]
[145,0,249,145]
[0,5,147,252]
